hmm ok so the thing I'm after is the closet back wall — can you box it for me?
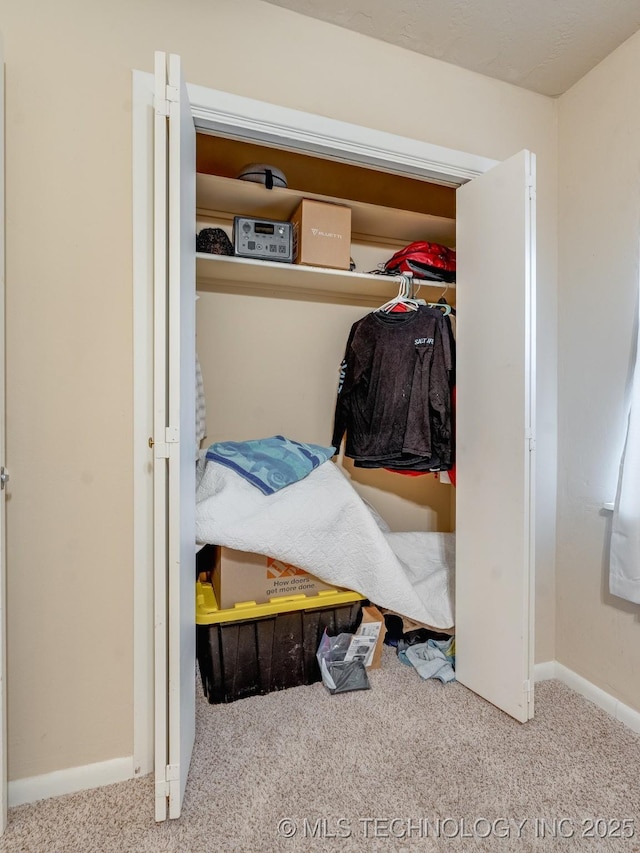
[2,0,556,783]
[196,293,454,532]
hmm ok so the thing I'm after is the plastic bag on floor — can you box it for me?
[316,629,371,694]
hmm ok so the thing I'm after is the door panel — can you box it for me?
[0,32,7,836]
[455,150,536,722]
[166,52,196,820]
[153,51,196,822]
[152,49,170,824]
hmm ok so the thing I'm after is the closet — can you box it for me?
[195,135,457,534]
[144,52,536,822]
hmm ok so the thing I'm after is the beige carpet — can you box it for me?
[2,648,640,852]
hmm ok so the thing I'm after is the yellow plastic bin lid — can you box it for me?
[196,580,365,626]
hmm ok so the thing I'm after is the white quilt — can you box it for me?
[196,457,455,629]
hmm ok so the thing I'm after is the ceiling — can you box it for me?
[261,0,640,96]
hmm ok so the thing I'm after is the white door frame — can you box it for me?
[132,71,501,775]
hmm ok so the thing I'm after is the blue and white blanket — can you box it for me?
[206,436,335,495]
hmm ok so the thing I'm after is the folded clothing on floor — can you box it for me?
[397,636,456,683]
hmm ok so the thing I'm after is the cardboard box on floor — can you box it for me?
[355,605,387,669]
[290,198,352,270]
[212,545,337,609]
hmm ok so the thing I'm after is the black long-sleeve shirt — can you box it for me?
[332,307,453,469]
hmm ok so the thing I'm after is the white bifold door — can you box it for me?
[455,150,536,723]
[0,32,7,837]
[152,49,536,819]
[153,51,196,821]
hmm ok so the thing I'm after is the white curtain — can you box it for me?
[610,295,640,604]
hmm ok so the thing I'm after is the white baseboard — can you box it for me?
[533,660,557,681]
[534,660,640,736]
[9,663,640,809]
[8,756,135,808]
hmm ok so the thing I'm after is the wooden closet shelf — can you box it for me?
[196,253,455,303]
[196,173,456,246]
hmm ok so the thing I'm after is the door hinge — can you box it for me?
[150,427,180,459]
[154,94,169,117]
[526,173,536,201]
[165,763,180,782]
[156,778,170,799]
[156,763,179,799]
[525,427,536,452]
[524,679,533,707]
[165,85,179,103]
[154,85,179,117]
[0,467,9,489]
[165,426,179,444]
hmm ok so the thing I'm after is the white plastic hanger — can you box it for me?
[414,277,452,315]
[377,274,420,312]
[377,273,452,315]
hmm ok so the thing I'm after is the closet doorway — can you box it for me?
[133,51,536,821]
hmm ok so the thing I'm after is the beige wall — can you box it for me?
[1,0,557,781]
[557,30,640,712]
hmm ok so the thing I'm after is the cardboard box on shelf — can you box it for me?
[212,545,337,609]
[290,199,352,270]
